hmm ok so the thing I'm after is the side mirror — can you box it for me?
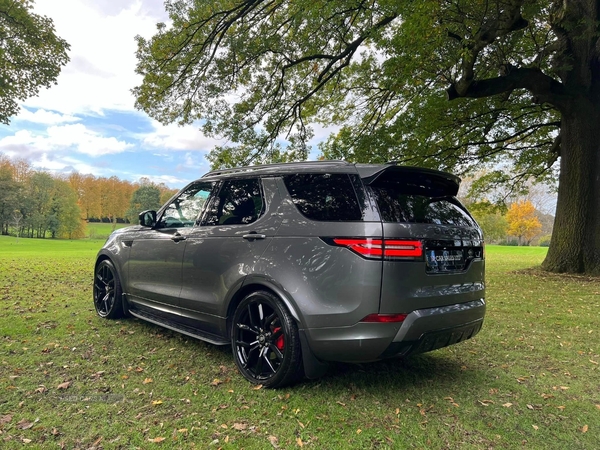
[139,210,157,227]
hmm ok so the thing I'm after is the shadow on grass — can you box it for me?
[128,316,477,398]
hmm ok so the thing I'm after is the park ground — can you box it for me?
[0,237,598,448]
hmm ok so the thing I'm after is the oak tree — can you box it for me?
[134,0,600,274]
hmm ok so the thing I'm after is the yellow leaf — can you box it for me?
[532,425,539,430]
[582,425,588,433]
[502,403,513,408]
[356,429,362,434]
[148,437,166,443]
[143,378,153,384]
[152,400,163,406]
[211,378,222,386]
[177,428,188,433]
[253,384,263,390]
[296,437,304,447]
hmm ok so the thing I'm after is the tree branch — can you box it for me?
[447,67,568,109]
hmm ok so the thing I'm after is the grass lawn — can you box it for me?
[0,237,598,449]
[85,223,130,240]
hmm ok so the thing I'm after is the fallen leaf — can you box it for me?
[177,428,188,434]
[557,405,566,410]
[148,437,166,443]
[210,379,222,386]
[296,437,303,447]
[143,378,153,384]
[57,381,71,390]
[336,401,346,407]
[252,384,263,390]
[268,435,279,448]
[0,414,13,424]
[478,400,494,406]
[527,404,534,410]
[541,393,554,399]
[532,425,539,430]
[22,438,32,444]
[17,419,34,430]
[152,400,163,406]
[589,360,598,365]
[356,429,362,434]
[582,425,588,433]
[232,423,247,431]
[502,403,513,408]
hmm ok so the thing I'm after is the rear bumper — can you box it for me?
[304,299,485,363]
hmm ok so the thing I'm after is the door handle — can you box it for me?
[171,232,186,243]
[243,232,266,240]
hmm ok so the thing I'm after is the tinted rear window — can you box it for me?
[283,173,362,221]
[371,187,476,226]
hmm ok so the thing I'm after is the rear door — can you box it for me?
[363,167,485,314]
[177,177,282,335]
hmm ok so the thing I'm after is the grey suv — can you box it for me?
[94,161,485,387]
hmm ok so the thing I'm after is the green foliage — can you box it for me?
[0,0,70,123]
[470,209,508,244]
[126,183,162,222]
[538,234,552,247]
[134,0,558,183]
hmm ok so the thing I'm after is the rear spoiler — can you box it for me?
[357,165,461,197]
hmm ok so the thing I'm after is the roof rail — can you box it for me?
[201,160,352,178]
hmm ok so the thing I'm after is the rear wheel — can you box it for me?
[93,259,125,319]
[232,291,302,388]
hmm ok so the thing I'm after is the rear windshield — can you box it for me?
[283,173,362,221]
[371,186,476,227]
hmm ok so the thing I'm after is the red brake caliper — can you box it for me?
[272,327,284,350]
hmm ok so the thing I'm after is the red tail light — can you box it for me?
[360,313,408,323]
[331,238,423,259]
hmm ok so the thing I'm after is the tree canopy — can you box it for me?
[0,0,70,124]
[134,0,600,274]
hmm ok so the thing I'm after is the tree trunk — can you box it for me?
[542,99,600,274]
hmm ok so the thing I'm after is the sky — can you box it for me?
[0,0,326,189]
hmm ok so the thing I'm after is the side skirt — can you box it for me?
[129,308,229,346]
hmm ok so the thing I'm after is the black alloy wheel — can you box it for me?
[93,259,125,319]
[232,291,302,388]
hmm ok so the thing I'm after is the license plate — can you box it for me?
[425,249,465,273]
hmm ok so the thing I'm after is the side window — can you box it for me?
[203,178,263,226]
[283,173,362,221]
[158,182,214,228]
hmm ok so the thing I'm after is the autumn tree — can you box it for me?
[68,173,101,220]
[134,0,600,274]
[506,200,542,245]
[0,0,70,123]
[98,177,134,230]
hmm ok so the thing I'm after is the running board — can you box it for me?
[129,309,229,346]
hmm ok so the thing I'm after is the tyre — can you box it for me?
[93,259,126,319]
[232,290,302,388]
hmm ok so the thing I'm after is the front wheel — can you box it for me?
[232,291,302,388]
[93,259,125,319]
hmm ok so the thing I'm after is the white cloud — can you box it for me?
[25,0,166,116]
[15,109,81,125]
[141,121,224,151]
[0,124,133,157]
